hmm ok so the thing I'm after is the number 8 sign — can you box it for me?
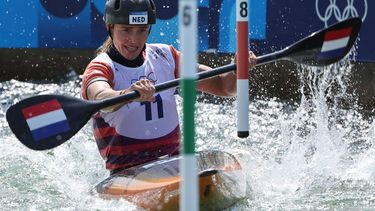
[237,0,249,21]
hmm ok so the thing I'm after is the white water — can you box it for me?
[0,57,374,210]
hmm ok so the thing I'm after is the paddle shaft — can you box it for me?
[97,50,284,111]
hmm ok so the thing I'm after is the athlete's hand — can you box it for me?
[232,50,257,69]
[248,51,257,69]
[127,79,156,102]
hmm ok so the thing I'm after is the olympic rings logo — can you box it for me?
[316,0,367,27]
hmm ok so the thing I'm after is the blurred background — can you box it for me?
[0,0,373,110]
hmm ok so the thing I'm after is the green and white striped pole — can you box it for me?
[179,0,198,211]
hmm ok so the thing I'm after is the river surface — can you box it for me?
[0,57,374,210]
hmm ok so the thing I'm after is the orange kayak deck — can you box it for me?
[95,150,246,210]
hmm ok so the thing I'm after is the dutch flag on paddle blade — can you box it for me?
[319,27,352,60]
[21,99,70,141]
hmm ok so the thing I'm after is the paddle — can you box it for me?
[6,17,361,151]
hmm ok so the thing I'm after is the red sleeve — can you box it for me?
[169,45,181,78]
[81,61,114,100]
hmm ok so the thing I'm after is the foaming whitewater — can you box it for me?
[0,80,141,211]
[1,55,374,210]
[218,54,374,210]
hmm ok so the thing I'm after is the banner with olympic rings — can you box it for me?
[0,0,372,61]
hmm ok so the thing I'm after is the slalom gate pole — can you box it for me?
[236,0,250,138]
[179,0,198,211]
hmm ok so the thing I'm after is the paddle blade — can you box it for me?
[285,17,361,66]
[6,95,98,150]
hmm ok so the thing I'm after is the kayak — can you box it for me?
[95,150,246,210]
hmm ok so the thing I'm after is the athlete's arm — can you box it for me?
[197,51,257,97]
[82,61,155,112]
[169,45,256,97]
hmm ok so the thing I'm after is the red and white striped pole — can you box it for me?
[236,0,249,138]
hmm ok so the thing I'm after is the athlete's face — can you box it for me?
[111,24,149,60]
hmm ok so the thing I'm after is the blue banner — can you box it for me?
[0,0,372,61]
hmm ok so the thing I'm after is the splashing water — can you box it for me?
[222,53,374,210]
[0,54,374,210]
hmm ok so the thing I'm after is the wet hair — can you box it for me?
[96,36,112,55]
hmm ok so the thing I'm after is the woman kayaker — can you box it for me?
[81,0,257,175]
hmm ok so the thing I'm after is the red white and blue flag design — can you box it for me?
[319,27,352,60]
[21,99,70,141]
